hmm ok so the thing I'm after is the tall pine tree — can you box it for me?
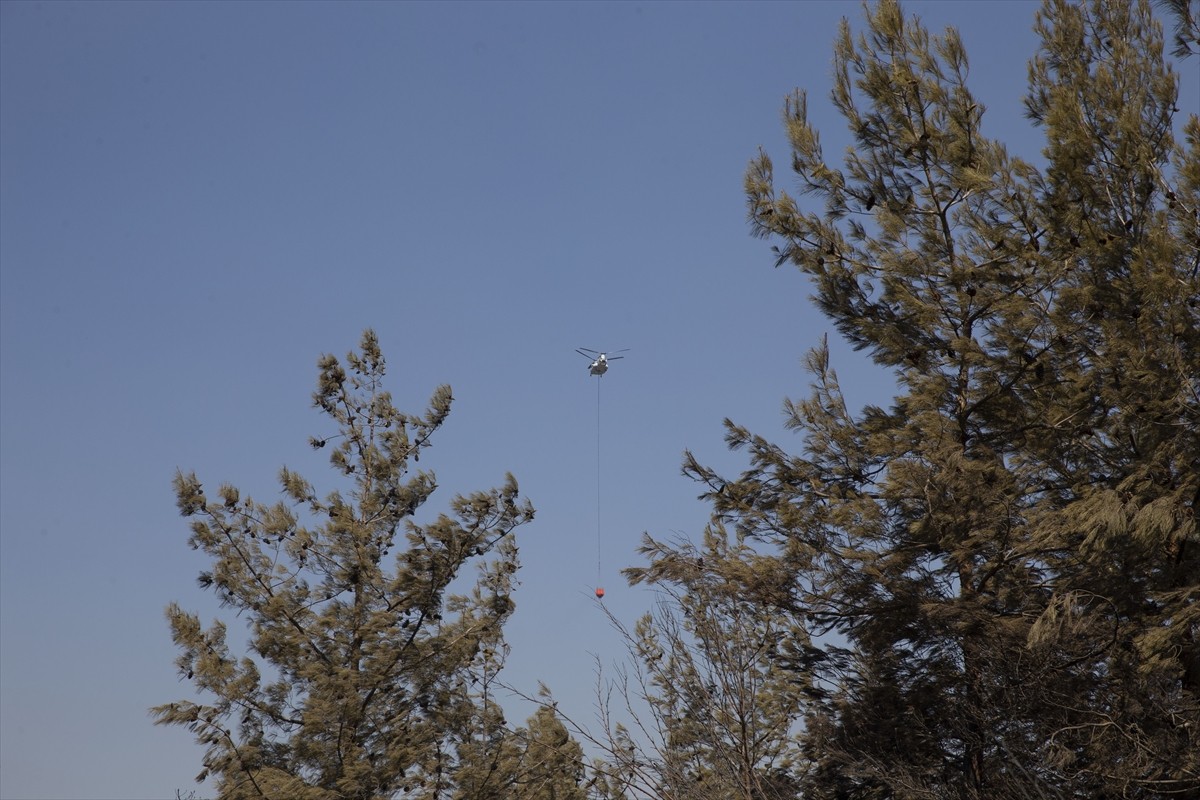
[154,330,541,799]
[675,0,1198,796]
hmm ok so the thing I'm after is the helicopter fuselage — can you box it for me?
[578,348,623,376]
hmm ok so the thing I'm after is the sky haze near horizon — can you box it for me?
[2,1,1195,797]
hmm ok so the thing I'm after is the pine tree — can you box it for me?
[558,526,807,800]
[513,706,590,800]
[678,0,1198,797]
[153,330,537,799]
[452,705,588,800]
[622,527,808,800]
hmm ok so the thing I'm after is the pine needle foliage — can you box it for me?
[536,525,807,800]
[1153,0,1200,56]
[622,527,809,800]
[677,0,1198,797]
[453,704,589,800]
[154,330,540,800]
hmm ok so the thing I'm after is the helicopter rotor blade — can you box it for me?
[577,348,600,358]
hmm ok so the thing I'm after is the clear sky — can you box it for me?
[2,1,1194,798]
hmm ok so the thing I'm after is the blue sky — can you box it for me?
[2,1,1194,797]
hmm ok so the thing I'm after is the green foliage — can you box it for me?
[554,526,807,800]
[623,527,809,800]
[675,0,1199,797]
[1153,0,1200,56]
[154,330,542,799]
[446,702,588,800]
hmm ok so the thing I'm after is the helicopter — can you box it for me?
[577,348,628,376]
